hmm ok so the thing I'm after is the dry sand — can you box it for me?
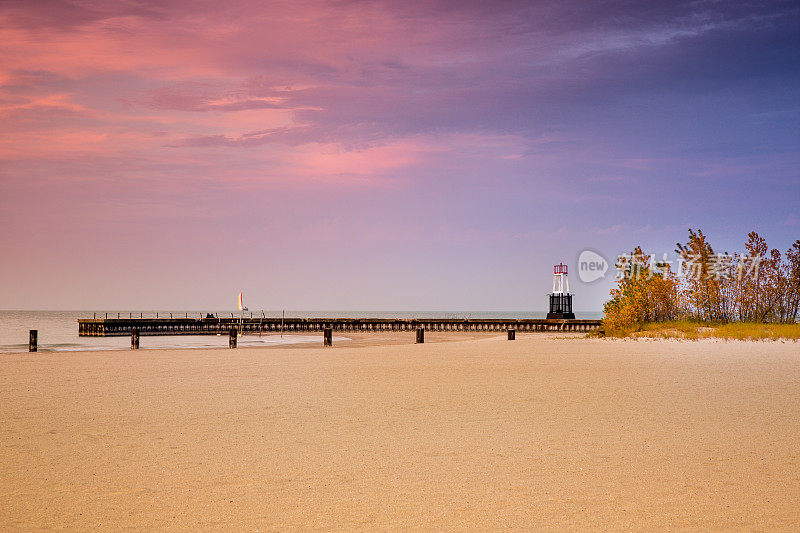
[1,334,799,531]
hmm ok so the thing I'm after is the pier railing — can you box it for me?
[78,316,602,336]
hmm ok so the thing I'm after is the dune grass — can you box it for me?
[600,320,800,341]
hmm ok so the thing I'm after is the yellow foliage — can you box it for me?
[603,246,681,332]
[603,231,800,334]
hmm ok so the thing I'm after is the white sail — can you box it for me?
[238,292,244,311]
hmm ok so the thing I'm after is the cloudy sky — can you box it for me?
[1,0,798,311]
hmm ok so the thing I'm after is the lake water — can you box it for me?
[0,310,603,353]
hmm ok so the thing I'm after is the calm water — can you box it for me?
[0,310,603,353]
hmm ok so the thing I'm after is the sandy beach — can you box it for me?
[1,334,799,530]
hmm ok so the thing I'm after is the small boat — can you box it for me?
[238,292,248,311]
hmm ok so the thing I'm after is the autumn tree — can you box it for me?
[675,229,723,321]
[605,230,798,328]
[603,247,682,330]
[741,232,769,321]
[781,240,800,322]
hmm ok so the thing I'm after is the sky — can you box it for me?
[1,0,798,312]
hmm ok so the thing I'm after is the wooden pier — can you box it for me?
[78,316,602,336]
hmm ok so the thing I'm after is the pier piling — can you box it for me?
[131,328,139,349]
[29,330,37,352]
[416,328,424,344]
[508,329,515,340]
[324,328,332,346]
[229,328,237,348]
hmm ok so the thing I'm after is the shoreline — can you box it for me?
[5,330,799,355]
[0,331,510,355]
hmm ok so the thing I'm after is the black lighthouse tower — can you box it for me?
[547,263,575,319]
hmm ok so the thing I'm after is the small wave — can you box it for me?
[0,344,29,354]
